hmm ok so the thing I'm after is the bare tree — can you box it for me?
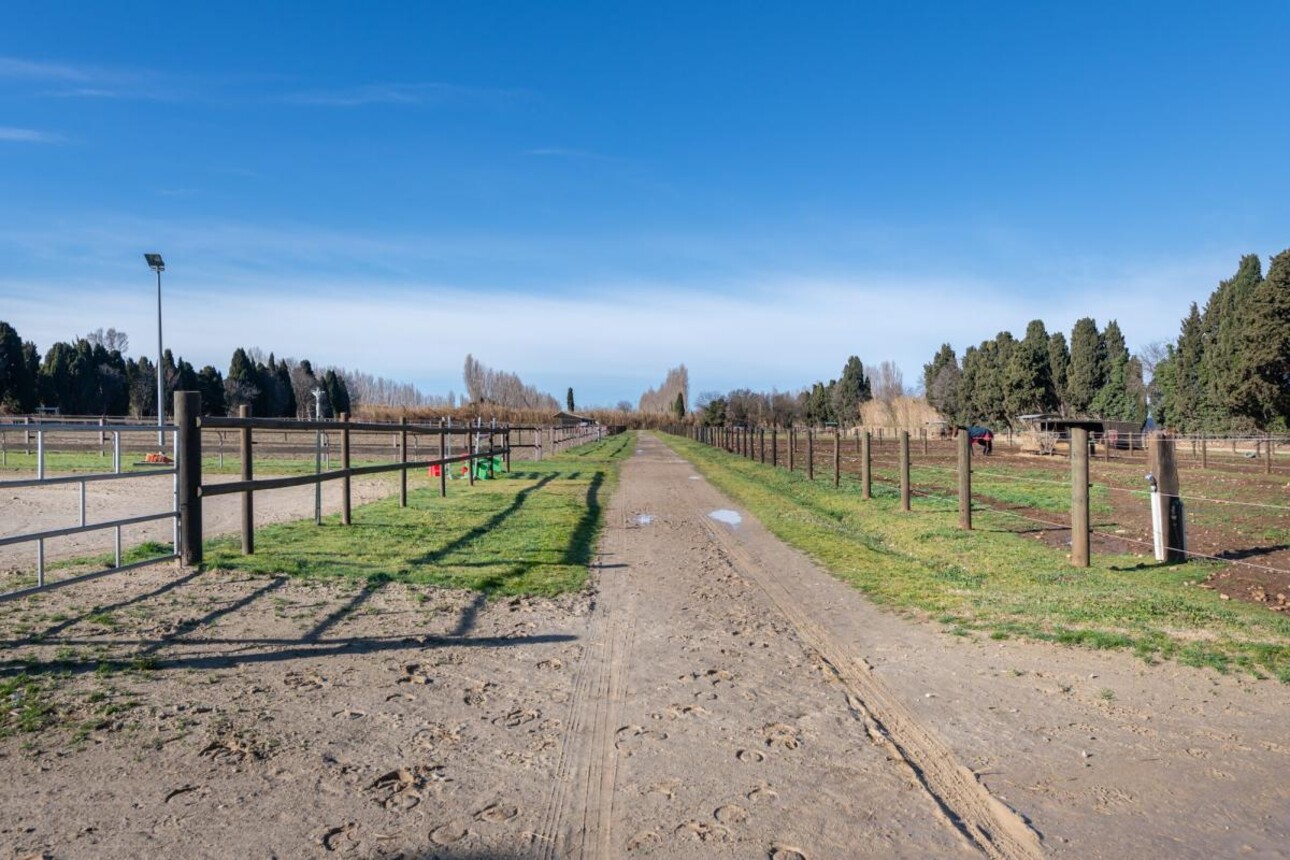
[83,327,129,354]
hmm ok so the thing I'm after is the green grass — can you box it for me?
[202,432,634,596]
[662,433,1290,682]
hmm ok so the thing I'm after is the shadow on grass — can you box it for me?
[410,474,557,567]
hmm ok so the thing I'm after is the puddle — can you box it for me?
[708,509,742,527]
[688,476,702,481]
[634,514,655,526]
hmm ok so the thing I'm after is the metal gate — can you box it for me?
[0,421,180,602]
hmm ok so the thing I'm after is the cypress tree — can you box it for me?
[923,343,962,423]
[566,387,575,412]
[1048,332,1070,415]
[1090,320,1135,420]
[1172,305,1207,432]
[1204,255,1263,423]
[1004,320,1055,418]
[0,322,29,413]
[832,355,870,425]
[1232,249,1290,429]
[673,391,685,420]
[1066,318,1105,416]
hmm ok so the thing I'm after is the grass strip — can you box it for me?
[203,432,634,596]
[662,433,1290,682]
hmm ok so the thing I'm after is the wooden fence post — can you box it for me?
[399,417,408,507]
[239,404,254,554]
[861,430,872,500]
[807,429,815,481]
[176,391,203,566]
[833,428,840,488]
[958,429,971,530]
[760,429,766,463]
[922,427,928,456]
[1268,435,1274,475]
[771,427,778,467]
[1147,432,1184,562]
[439,426,448,498]
[1071,427,1090,567]
[1200,435,1208,470]
[789,428,795,472]
[900,430,911,511]
[340,413,351,525]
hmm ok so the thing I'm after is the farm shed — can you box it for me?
[1016,414,1146,455]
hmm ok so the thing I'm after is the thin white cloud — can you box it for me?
[0,126,63,143]
[0,57,94,81]
[524,147,617,162]
[283,82,520,108]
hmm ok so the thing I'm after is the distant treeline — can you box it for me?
[693,356,906,427]
[922,249,1290,433]
[0,322,454,418]
[461,354,558,411]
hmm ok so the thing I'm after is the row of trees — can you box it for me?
[693,356,904,427]
[923,318,1145,429]
[0,321,366,418]
[462,354,558,410]
[637,365,690,419]
[921,249,1289,432]
[1151,251,1290,432]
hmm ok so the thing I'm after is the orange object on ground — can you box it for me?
[429,464,442,477]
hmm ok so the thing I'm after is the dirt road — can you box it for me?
[2,433,1287,858]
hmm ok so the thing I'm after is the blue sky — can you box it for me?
[2,2,1289,406]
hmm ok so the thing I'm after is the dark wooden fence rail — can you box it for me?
[176,394,604,566]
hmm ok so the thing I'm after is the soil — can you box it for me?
[1,433,1288,858]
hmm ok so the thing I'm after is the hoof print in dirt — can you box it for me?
[736,748,766,763]
[675,819,732,843]
[397,663,433,685]
[770,845,807,860]
[492,707,541,728]
[319,821,360,852]
[614,724,668,752]
[473,802,519,823]
[429,820,470,846]
[714,804,749,825]
[763,722,802,750]
[626,830,662,851]
[366,766,447,810]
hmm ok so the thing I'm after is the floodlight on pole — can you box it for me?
[144,253,166,448]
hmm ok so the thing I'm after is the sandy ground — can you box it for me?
[1,433,1288,859]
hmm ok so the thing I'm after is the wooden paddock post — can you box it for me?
[789,428,795,472]
[861,430,872,500]
[399,417,408,507]
[1148,432,1185,562]
[340,413,352,526]
[468,429,476,486]
[900,430,911,511]
[807,429,815,481]
[439,428,448,498]
[239,404,254,554]
[1070,427,1090,568]
[1267,435,1274,475]
[833,428,840,488]
[922,427,928,456]
[1200,435,1208,470]
[957,428,971,530]
[176,391,203,567]
[771,427,778,467]
[760,429,766,464]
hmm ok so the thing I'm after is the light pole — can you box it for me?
[144,253,166,448]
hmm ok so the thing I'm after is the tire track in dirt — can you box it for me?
[673,474,1044,860]
[534,509,635,859]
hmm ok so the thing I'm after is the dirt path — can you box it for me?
[2,434,1288,858]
